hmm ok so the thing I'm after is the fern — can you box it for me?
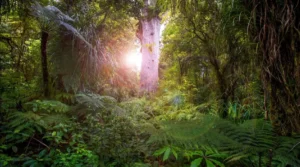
[272,135,300,167]
[31,2,92,48]
[75,93,116,110]
[147,115,300,166]
[25,100,70,113]
[54,93,75,105]
[73,93,125,118]
[4,111,44,144]
[120,97,153,123]
[3,100,71,145]
[121,98,148,114]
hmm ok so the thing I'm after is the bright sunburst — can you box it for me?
[126,49,142,71]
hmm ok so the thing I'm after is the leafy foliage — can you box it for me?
[148,115,300,166]
[1,0,300,167]
[25,100,70,113]
[22,147,99,167]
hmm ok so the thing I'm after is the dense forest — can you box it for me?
[0,0,300,166]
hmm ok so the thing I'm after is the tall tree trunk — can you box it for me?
[207,46,229,118]
[245,0,300,135]
[269,41,296,136]
[137,0,161,94]
[41,30,49,97]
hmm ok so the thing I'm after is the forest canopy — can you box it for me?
[0,0,299,167]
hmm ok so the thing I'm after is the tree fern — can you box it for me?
[31,2,92,48]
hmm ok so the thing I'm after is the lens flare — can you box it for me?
[126,49,142,71]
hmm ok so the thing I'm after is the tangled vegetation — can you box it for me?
[0,0,299,167]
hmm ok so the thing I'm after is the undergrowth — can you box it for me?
[0,91,299,167]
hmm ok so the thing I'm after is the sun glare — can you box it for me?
[126,49,142,71]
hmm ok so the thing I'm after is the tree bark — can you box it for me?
[246,0,300,135]
[207,45,230,118]
[41,30,49,97]
[137,0,161,94]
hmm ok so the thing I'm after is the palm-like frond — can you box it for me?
[32,4,74,23]
[148,115,300,166]
[31,2,92,48]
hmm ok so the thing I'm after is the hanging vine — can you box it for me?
[245,0,300,135]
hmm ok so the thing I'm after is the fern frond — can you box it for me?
[148,115,221,147]
[121,97,148,114]
[4,110,70,144]
[272,135,300,166]
[7,112,41,130]
[31,2,92,48]
[75,94,116,110]
[25,100,70,113]
[73,93,123,118]
[4,111,43,143]
[39,114,70,128]
[55,93,76,104]
[147,115,300,166]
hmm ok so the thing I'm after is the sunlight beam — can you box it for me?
[125,48,142,71]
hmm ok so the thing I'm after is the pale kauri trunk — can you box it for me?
[138,1,160,93]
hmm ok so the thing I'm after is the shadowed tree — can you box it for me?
[243,0,300,135]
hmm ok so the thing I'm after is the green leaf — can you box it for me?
[226,153,250,162]
[193,151,204,156]
[208,153,227,158]
[163,147,171,161]
[52,131,56,136]
[12,146,18,153]
[205,159,216,167]
[23,159,36,166]
[191,158,203,167]
[172,149,178,160]
[209,159,225,167]
[38,149,47,158]
[30,161,38,167]
[153,146,168,156]
[14,129,20,133]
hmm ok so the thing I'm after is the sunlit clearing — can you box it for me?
[126,49,142,71]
